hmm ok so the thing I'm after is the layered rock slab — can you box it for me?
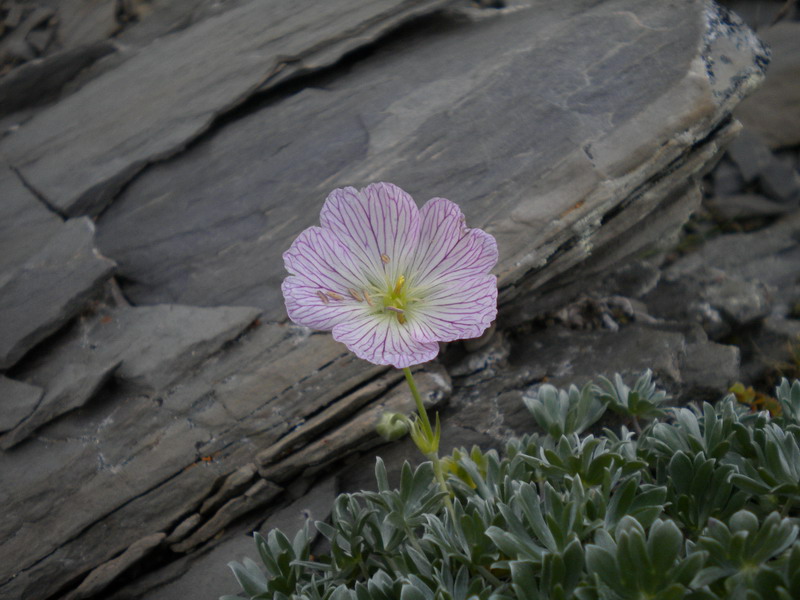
[0,0,453,216]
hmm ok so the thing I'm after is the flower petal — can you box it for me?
[282,276,369,331]
[320,183,421,287]
[407,274,497,343]
[408,197,498,289]
[283,225,369,292]
[332,312,439,368]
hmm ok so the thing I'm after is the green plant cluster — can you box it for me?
[223,376,800,600]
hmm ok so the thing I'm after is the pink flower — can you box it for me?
[282,183,498,368]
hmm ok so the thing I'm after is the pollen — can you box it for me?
[316,290,330,304]
[348,288,364,302]
[393,275,405,296]
[381,253,390,264]
[364,290,374,306]
[326,291,345,301]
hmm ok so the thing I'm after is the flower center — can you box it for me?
[382,275,408,324]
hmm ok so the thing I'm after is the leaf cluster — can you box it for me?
[224,378,800,600]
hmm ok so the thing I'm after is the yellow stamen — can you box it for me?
[347,288,364,302]
[393,275,405,296]
[316,290,330,304]
[326,291,345,301]
[381,253,390,264]
[364,290,374,306]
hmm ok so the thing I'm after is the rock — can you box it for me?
[0,217,116,369]
[705,193,793,221]
[164,513,202,544]
[727,129,800,202]
[0,0,454,217]
[259,364,452,482]
[0,357,120,450]
[171,479,282,553]
[53,0,119,51]
[0,376,43,433]
[0,42,115,118]
[735,21,800,149]
[711,156,746,195]
[199,463,256,514]
[259,475,338,540]
[678,339,741,402]
[65,533,166,600]
[0,163,62,273]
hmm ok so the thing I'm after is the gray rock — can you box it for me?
[760,154,800,204]
[0,164,62,273]
[259,364,452,482]
[705,193,794,221]
[735,21,800,149]
[200,463,257,514]
[0,357,120,449]
[678,339,741,402]
[0,376,43,433]
[0,42,115,118]
[727,129,774,183]
[259,475,338,540]
[65,533,166,600]
[171,478,282,553]
[0,0,453,216]
[164,513,202,544]
[711,157,746,196]
[0,217,116,369]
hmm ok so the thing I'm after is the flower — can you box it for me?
[281,183,498,368]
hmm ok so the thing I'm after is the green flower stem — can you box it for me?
[403,367,454,515]
[403,367,434,441]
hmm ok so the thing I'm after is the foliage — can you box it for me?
[223,377,800,600]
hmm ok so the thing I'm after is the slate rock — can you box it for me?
[164,513,202,545]
[258,475,337,540]
[0,217,116,369]
[677,339,741,402]
[199,463,257,514]
[171,478,282,553]
[727,129,800,202]
[735,21,800,149]
[711,156,746,196]
[705,193,794,221]
[0,163,62,273]
[0,357,120,449]
[0,42,115,118]
[258,364,452,482]
[0,0,453,216]
[0,376,43,433]
[65,533,166,600]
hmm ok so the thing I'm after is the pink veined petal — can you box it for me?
[283,225,370,293]
[282,276,369,331]
[320,183,421,286]
[406,274,497,343]
[332,312,440,368]
[408,197,498,289]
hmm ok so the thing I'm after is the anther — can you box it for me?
[347,288,364,302]
[326,291,345,301]
[393,275,405,296]
[364,290,374,306]
[316,291,330,304]
[386,306,406,324]
[381,253,390,264]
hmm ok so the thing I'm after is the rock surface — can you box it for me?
[0,1,777,599]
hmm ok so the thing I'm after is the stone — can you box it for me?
[0,0,454,217]
[760,155,800,204]
[0,163,62,273]
[95,1,765,318]
[726,129,775,183]
[0,42,115,118]
[0,217,116,369]
[65,533,166,600]
[0,376,43,433]
[164,513,202,544]
[259,364,452,482]
[678,339,741,402]
[734,21,800,149]
[52,0,119,51]
[258,475,338,540]
[0,357,120,449]
[705,193,793,221]
[171,478,282,553]
[711,157,746,196]
[199,463,256,514]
